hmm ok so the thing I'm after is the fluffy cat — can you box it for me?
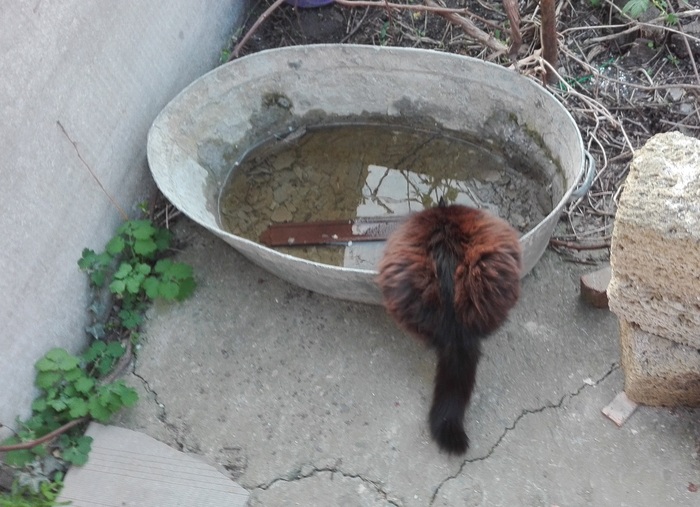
[377,199,521,454]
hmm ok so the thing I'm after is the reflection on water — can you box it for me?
[219,124,551,268]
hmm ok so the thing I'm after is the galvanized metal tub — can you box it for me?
[147,44,593,304]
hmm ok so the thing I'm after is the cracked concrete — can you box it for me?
[114,220,700,506]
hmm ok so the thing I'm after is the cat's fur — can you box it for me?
[377,201,521,454]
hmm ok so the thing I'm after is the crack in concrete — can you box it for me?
[131,364,166,419]
[130,364,191,452]
[252,461,403,506]
[429,362,619,506]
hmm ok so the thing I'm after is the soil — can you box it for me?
[228,0,700,262]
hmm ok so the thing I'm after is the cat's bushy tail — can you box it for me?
[429,324,480,454]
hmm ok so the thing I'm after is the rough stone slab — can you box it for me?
[58,423,249,507]
[619,319,700,407]
[580,264,611,309]
[609,132,700,348]
[608,277,700,349]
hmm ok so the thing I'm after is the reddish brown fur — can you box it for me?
[377,204,521,454]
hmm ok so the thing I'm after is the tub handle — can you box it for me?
[569,151,596,200]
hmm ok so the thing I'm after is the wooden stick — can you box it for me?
[423,0,507,54]
[502,0,522,57]
[539,0,558,85]
[231,0,288,59]
[549,238,610,251]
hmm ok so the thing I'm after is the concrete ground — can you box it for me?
[114,219,699,506]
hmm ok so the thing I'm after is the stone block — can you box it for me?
[580,264,611,309]
[619,319,700,407]
[609,132,700,348]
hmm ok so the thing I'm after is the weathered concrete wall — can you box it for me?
[0,1,247,432]
[608,132,700,406]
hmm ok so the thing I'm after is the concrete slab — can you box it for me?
[114,219,700,506]
[58,423,249,506]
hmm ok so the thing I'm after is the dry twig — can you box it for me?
[423,0,507,54]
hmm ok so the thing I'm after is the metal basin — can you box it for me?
[147,44,592,304]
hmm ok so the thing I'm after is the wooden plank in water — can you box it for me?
[259,216,405,247]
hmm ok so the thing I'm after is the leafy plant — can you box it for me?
[79,219,195,331]
[0,475,67,507]
[1,218,195,503]
[2,345,137,469]
[622,0,679,24]
[622,0,651,19]
[379,21,390,45]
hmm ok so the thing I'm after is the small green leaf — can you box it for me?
[37,348,79,372]
[127,220,157,239]
[164,261,193,280]
[74,376,95,394]
[125,277,143,294]
[106,235,126,255]
[133,238,157,256]
[95,355,115,377]
[35,357,57,372]
[142,276,160,299]
[31,398,47,412]
[63,382,77,396]
[158,280,180,300]
[153,228,173,252]
[91,270,107,287]
[118,386,138,407]
[154,258,173,274]
[4,449,35,467]
[106,341,126,358]
[78,248,97,270]
[135,262,152,276]
[176,278,196,301]
[622,0,650,19]
[64,367,84,382]
[44,348,80,371]
[113,262,133,279]
[77,435,93,451]
[68,398,89,418]
[88,398,112,422]
[48,398,67,411]
[83,340,106,362]
[109,279,126,294]
[36,371,61,389]
[119,309,143,330]
[63,438,91,466]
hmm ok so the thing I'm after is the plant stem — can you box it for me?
[0,418,88,452]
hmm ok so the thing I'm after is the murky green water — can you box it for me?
[219,124,552,268]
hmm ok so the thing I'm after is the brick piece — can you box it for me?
[580,264,611,308]
[609,132,700,349]
[619,319,700,407]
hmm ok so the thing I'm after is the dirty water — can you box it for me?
[218,124,552,269]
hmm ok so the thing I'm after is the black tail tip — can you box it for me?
[430,417,469,455]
